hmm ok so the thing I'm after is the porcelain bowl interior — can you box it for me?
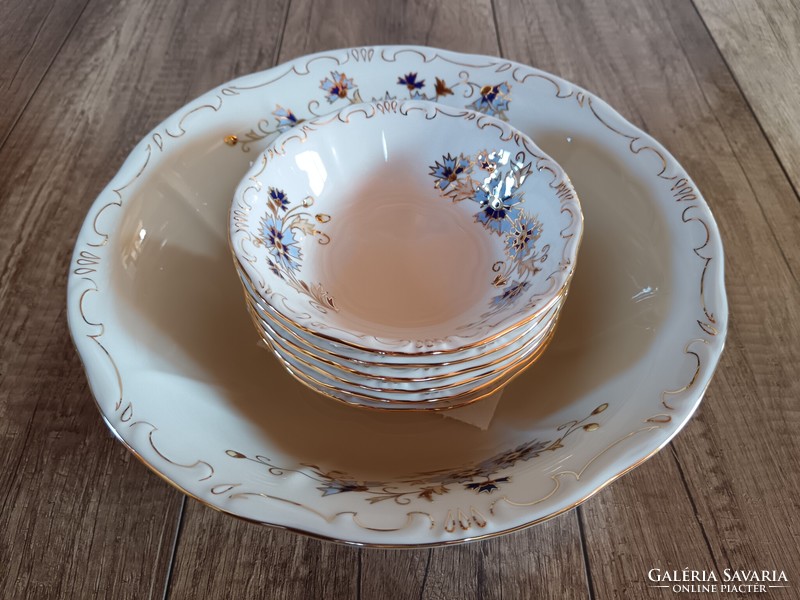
[230,100,582,355]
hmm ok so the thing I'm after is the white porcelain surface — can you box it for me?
[254,296,561,393]
[68,46,727,546]
[246,269,566,365]
[273,329,555,412]
[265,310,558,404]
[243,271,563,386]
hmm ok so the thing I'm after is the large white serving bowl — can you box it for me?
[230,100,581,357]
[68,46,727,547]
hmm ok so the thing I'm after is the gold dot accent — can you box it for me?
[224,135,238,146]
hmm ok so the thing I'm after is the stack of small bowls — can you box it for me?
[230,100,582,411]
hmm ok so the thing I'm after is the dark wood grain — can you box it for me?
[694,0,800,199]
[167,507,360,600]
[357,515,587,600]
[0,0,288,597]
[0,0,89,147]
[278,0,498,59]
[494,0,800,598]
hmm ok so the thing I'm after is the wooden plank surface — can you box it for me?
[0,0,287,597]
[1,0,799,598]
[0,0,89,147]
[694,0,800,198]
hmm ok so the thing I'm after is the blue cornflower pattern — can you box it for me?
[469,82,512,118]
[492,281,530,307]
[261,216,302,271]
[428,146,541,312]
[226,403,606,510]
[320,71,356,103]
[266,259,283,280]
[255,189,336,311]
[318,481,369,496]
[398,72,425,91]
[464,476,511,494]
[267,187,290,212]
[473,187,521,235]
[430,153,471,191]
[273,105,301,131]
[506,213,542,259]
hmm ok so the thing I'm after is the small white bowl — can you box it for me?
[230,100,582,357]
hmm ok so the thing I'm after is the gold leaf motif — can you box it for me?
[291,216,317,236]
[492,274,508,287]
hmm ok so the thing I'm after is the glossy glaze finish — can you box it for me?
[231,100,581,355]
[68,46,726,546]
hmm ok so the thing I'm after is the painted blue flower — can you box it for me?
[506,213,542,259]
[273,105,301,131]
[261,216,301,271]
[473,187,521,234]
[267,187,290,212]
[317,481,368,496]
[430,153,471,191]
[480,439,549,472]
[469,82,512,117]
[320,71,355,103]
[464,476,510,494]
[492,280,530,307]
[398,72,425,91]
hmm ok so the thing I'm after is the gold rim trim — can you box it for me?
[267,326,558,412]
[262,312,553,405]
[243,272,564,370]
[89,383,703,548]
[247,292,562,384]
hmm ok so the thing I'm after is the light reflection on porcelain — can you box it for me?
[67,46,727,547]
[231,100,580,358]
[230,99,578,405]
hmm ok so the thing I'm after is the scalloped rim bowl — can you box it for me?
[67,45,727,547]
[230,100,582,356]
